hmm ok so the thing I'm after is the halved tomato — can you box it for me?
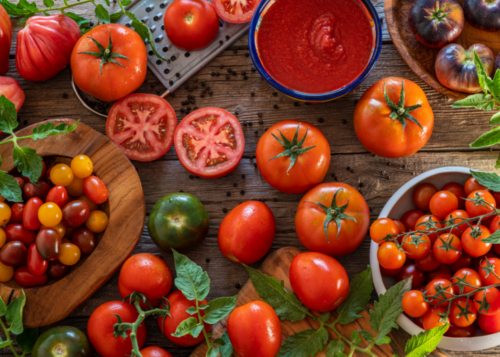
[106,94,177,162]
[213,0,261,23]
[174,107,245,178]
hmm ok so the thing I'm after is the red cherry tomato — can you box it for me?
[429,190,458,218]
[479,257,500,285]
[88,301,147,356]
[47,260,70,280]
[446,325,476,338]
[400,209,424,230]
[415,215,443,244]
[464,176,488,196]
[14,266,47,287]
[46,186,69,208]
[479,311,500,334]
[445,209,470,238]
[0,77,25,112]
[442,182,466,208]
[27,244,47,276]
[433,233,462,264]
[23,180,50,200]
[4,224,35,247]
[448,251,473,272]
[83,176,108,204]
[289,252,349,313]
[23,197,43,231]
[140,346,173,357]
[466,190,496,217]
[393,219,406,234]
[450,297,477,327]
[461,225,492,257]
[380,264,404,277]
[423,307,450,331]
[396,264,425,289]
[415,250,441,272]
[490,215,500,234]
[378,241,406,270]
[227,301,281,357]
[426,264,452,283]
[14,177,25,191]
[61,200,91,228]
[402,233,431,259]
[0,241,27,266]
[402,290,429,318]
[213,0,262,23]
[10,203,24,224]
[474,287,500,315]
[425,278,454,307]
[36,227,61,261]
[370,218,399,244]
[413,183,438,211]
[218,201,275,264]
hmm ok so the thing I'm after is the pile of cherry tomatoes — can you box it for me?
[371,175,500,337]
[0,155,109,287]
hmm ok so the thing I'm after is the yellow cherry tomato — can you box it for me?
[0,203,11,226]
[0,228,6,249]
[71,155,93,178]
[50,164,74,187]
[85,210,108,233]
[0,261,14,282]
[66,176,85,197]
[59,243,81,266]
[78,195,99,211]
[38,202,62,227]
[42,222,66,239]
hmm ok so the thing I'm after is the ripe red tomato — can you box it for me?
[446,325,476,338]
[402,290,429,317]
[71,24,147,102]
[425,278,454,307]
[396,264,425,289]
[218,201,275,264]
[400,209,424,231]
[14,266,47,287]
[413,183,439,212]
[46,186,68,208]
[415,215,443,244]
[23,180,50,200]
[442,182,466,208]
[402,234,431,259]
[0,77,24,112]
[445,209,470,238]
[227,301,281,357]
[450,297,476,327]
[4,224,35,247]
[118,253,173,307]
[378,241,406,270]
[72,228,95,255]
[256,120,330,194]
[449,251,473,272]
[10,203,24,224]
[16,15,80,81]
[491,215,500,234]
[393,219,406,234]
[140,346,173,357]
[0,5,12,75]
[27,244,47,276]
[429,191,458,218]
[479,311,500,334]
[0,241,27,266]
[164,0,219,50]
[466,190,496,217]
[23,197,43,231]
[461,225,492,257]
[433,233,462,264]
[83,176,108,204]
[415,250,441,272]
[289,252,349,312]
[479,257,500,285]
[88,301,147,357]
[474,287,500,315]
[213,0,262,23]
[464,176,488,196]
[370,218,399,244]
[423,307,450,331]
[174,107,245,178]
[61,200,91,228]
[158,290,211,347]
[106,94,178,162]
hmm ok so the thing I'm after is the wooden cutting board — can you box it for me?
[190,246,449,357]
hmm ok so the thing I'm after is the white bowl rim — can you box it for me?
[370,166,500,351]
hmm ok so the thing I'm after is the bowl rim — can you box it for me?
[248,0,383,101]
[370,166,500,351]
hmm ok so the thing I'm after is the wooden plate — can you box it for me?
[385,0,500,100]
[0,119,145,328]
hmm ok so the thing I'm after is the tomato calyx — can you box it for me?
[383,81,422,132]
[482,259,498,279]
[455,300,476,323]
[403,233,427,247]
[305,189,357,242]
[78,31,131,75]
[269,124,317,174]
[424,2,452,24]
[437,235,460,252]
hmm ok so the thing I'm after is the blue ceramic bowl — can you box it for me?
[248,0,383,102]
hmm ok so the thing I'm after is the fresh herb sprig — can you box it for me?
[0,0,168,61]
[245,265,447,357]
[0,96,78,202]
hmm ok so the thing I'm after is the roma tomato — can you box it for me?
[88,301,147,357]
[106,94,177,162]
[465,176,488,196]
[450,297,476,327]
[479,311,500,334]
[426,278,454,306]
[83,176,108,204]
[227,301,281,357]
[295,183,369,257]
[400,209,424,230]
[0,5,12,75]
[466,190,496,217]
[72,228,96,255]
[158,290,211,347]
[479,257,500,285]
[429,190,458,218]
[62,200,91,227]
[140,347,173,357]
[36,227,61,261]
[16,15,80,81]
[23,197,43,231]
[413,183,438,212]
[118,253,173,307]
[165,0,219,50]
[218,201,275,264]
[174,107,245,178]
[402,290,429,317]
[10,203,24,224]
[354,77,434,158]
[474,287,500,315]
[289,252,349,312]
[370,218,399,244]
[27,244,48,276]
[213,0,261,23]
[0,241,27,266]
[442,182,466,208]
[46,186,68,208]
[461,225,492,257]
[14,266,47,287]
[433,233,462,264]
[378,241,406,270]
[423,307,450,331]
[0,77,25,112]
[71,24,147,102]
[256,121,330,194]
[4,224,35,247]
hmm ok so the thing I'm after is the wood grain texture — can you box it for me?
[0,119,145,328]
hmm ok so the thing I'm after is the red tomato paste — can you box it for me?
[256,0,374,94]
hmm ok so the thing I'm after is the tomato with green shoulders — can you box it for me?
[32,326,92,357]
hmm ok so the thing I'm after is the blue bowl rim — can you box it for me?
[248,0,383,101]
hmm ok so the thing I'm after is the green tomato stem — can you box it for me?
[319,318,378,357]
[195,298,212,349]
[0,319,20,357]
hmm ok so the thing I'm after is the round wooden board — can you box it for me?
[0,119,145,328]
[385,0,500,100]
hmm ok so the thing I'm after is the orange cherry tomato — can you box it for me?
[370,218,399,244]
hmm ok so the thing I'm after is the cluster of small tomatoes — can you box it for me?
[371,175,500,337]
[0,155,109,287]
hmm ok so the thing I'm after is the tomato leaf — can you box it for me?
[64,12,91,33]
[470,125,500,148]
[42,0,53,7]
[125,11,168,62]
[172,316,204,338]
[0,0,32,16]
[276,328,328,357]
[474,49,494,95]
[172,249,210,301]
[404,324,447,357]
[16,327,38,353]
[13,146,43,185]
[471,170,500,191]
[369,277,412,345]
[0,172,22,202]
[350,331,363,345]
[480,229,500,244]
[244,264,309,323]
[451,93,495,111]
[31,121,79,142]
[17,0,38,12]
[5,291,26,335]
[206,346,219,357]
[102,0,110,6]
[203,296,236,324]
[0,96,18,135]
[110,11,123,23]
[218,331,233,357]
[121,0,132,5]
[335,265,373,325]
[326,340,347,357]
[95,4,110,23]
[318,312,330,322]
[0,339,12,349]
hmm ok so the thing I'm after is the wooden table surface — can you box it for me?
[3,1,500,355]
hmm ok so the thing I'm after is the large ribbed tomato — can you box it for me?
[0,77,25,112]
[0,5,12,75]
[16,15,80,81]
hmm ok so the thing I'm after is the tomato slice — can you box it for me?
[174,107,245,178]
[213,0,261,23]
[106,94,177,162]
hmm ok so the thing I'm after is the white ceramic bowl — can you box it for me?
[370,166,500,351]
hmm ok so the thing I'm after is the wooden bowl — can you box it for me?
[385,0,500,100]
[0,119,145,328]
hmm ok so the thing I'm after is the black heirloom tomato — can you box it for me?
[408,0,464,48]
[36,227,61,261]
[32,326,92,357]
[464,0,500,31]
[148,193,209,252]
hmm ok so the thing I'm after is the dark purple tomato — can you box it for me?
[14,177,25,191]
[10,203,24,224]
[436,43,494,93]
[408,0,464,48]
[36,228,61,261]
[464,0,500,31]
[14,266,48,287]
[46,186,69,208]
[23,197,43,231]
[47,260,70,280]
[0,241,28,266]
[396,264,426,289]
[27,244,48,276]
[72,228,95,255]
[62,200,90,228]
[23,180,50,200]
[4,224,36,247]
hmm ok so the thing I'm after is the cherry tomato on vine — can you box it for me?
[479,311,500,334]
[403,290,429,318]
[23,197,43,231]
[393,220,406,234]
[425,278,454,307]
[474,287,500,315]
[27,244,48,276]
[83,176,108,204]
[400,209,424,231]
[427,264,452,283]
[461,225,492,257]
[59,243,81,266]
[423,307,450,331]
[449,297,477,327]
[479,257,500,285]
[396,264,425,289]
[445,209,470,238]
[464,176,488,196]
[442,182,466,208]
[415,250,441,272]
[466,190,496,217]
[413,183,438,212]
[50,164,74,187]
[402,233,431,259]
[14,266,47,287]
[433,233,462,264]
[85,210,109,234]
[71,155,93,178]
[429,190,458,218]
[473,251,499,272]
[415,215,443,244]
[0,202,11,226]
[490,215,500,234]
[378,241,406,270]
[370,218,399,244]
[446,325,476,338]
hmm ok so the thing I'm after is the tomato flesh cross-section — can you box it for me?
[213,0,261,23]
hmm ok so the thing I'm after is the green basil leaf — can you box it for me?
[470,126,500,148]
[16,327,38,353]
[244,264,309,323]
[326,340,347,357]
[336,265,373,325]
[276,328,329,357]
[31,121,78,141]
[0,172,22,202]
[5,291,26,335]
[172,317,203,338]
[203,296,236,324]
[95,4,110,23]
[0,96,18,135]
[218,331,233,357]
[42,0,53,7]
[110,11,123,23]
[172,249,210,301]
[405,324,447,357]
[13,146,43,185]
[471,170,500,191]
[128,15,168,61]
[369,277,412,345]
[451,93,495,111]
